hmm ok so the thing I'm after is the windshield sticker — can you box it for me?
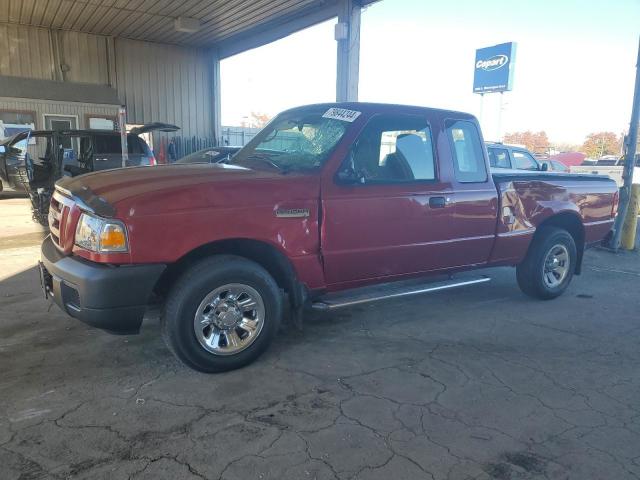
[322,108,361,122]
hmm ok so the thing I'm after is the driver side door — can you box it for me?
[320,113,457,287]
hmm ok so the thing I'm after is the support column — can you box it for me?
[210,49,222,146]
[336,0,361,102]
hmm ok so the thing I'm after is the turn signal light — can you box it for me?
[100,224,127,251]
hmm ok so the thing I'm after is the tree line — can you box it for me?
[503,130,630,158]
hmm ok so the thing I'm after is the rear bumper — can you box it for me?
[41,236,166,334]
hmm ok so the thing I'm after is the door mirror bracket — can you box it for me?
[336,148,366,185]
[337,167,365,184]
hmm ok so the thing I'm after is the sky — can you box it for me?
[220,0,640,146]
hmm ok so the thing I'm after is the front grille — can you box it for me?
[49,190,75,250]
[49,196,62,246]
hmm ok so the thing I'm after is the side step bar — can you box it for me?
[311,275,491,311]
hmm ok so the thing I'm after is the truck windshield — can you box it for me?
[232,108,350,172]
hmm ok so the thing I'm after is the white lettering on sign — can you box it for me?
[476,55,509,71]
[322,108,362,122]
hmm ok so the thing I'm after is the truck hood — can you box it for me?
[57,163,320,217]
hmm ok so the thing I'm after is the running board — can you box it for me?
[311,275,491,311]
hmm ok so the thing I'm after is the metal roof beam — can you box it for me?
[335,0,360,102]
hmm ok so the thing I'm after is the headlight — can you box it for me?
[75,213,128,253]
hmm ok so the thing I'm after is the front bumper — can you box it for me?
[40,236,166,334]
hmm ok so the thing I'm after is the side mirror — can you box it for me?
[540,163,548,172]
[0,145,5,154]
[337,168,362,184]
[336,148,365,185]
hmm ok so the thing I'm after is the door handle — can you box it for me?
[429,196,449,208]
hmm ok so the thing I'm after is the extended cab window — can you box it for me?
[487,147,510,168]
[446,120,487,183]
[512,151,539,170]
[349,114,436,183]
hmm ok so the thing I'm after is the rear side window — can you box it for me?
[93,135,146,155]
[512,151,539,170]
[446,120,487,182]
[94,135,122,154]
[487,147,510,168]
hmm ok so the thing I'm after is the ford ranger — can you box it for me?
[39,103,619,372]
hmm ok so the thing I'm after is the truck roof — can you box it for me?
[279,102,478,121]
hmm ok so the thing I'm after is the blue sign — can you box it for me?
[473,42,516,94]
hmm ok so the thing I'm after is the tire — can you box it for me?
[161,255,282,373]
[516,226,577,300]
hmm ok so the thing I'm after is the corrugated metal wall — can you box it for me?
[114,38,212,138]
[0,24,214,139]
[59,31,111,85]
[0,25,112,85]
[0,24,54,79]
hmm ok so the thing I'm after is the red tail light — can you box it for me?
[611,190,619,217]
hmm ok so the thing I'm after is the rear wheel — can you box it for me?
[161,255,282,372]
[516,226,577,300]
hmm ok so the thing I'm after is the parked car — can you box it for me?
[175,146,241,164]
[570,154,640,186]
[547,151,586,169]
[0,123,178,223]
[40,103,618,373]
[539,159,569,172]
[486,142,544,171]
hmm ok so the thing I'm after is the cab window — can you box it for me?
[349,114,436,183]
[446,120,487,182]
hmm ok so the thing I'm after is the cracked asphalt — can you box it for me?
[1,199,640,479]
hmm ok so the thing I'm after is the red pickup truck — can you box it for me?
[40,103,618,372]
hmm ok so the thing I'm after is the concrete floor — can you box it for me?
[1,198,639,480]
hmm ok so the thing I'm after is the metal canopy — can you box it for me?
[0,0,377,55]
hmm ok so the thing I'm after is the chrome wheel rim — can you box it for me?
[543,244,570,288]
[193,283,265,356]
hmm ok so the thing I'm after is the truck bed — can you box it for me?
[568,165,640,187]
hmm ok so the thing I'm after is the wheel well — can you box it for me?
[153,239,305,307]
[536,212,585,274]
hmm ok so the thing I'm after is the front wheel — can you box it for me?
[516,226,577,300]
[161,255,282,373]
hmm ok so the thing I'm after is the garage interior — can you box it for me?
[2,1,640,479]
[1,0,367,146]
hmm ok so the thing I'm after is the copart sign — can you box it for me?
[473,42,516,94]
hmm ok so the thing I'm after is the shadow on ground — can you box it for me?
[1,246,639,479]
